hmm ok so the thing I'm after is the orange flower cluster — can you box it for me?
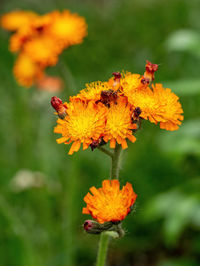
[83,179,137,224]
[1,10,87,88]
[52,61,183,155]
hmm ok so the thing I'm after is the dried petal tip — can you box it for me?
[51,96,67,119]
[112,72,122,81]
[145,60,158,73]
[143,60,159,83]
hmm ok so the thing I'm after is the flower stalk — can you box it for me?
[96,144,123,266]
[96,232,110,266]
[110,144,122,180]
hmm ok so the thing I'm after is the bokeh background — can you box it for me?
[0,0,200,265]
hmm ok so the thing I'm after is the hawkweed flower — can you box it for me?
[54,99,107,155]
[82,179,137,224]
[103,97,137,149]
[1,10,87,89]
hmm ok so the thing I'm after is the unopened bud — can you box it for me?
[83,220,113,234]
[51,96,67,119]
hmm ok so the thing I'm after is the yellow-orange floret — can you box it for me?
[13,53,43,87]
[74,81,111,102]
[0,11,37,31]
[103,97,137,149]
[46,10,87,48]
[54,99,107,155]
[83,179,137,224]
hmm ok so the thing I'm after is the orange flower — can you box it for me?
[13,53,43,87]
[126,83,183,130]
[152,83,184,130]
[103,97,137,149]
[0,10,37,31]
[54,99,107,155]
[46,10,87,49]
[23,36,62,66]
[83,179,137,224]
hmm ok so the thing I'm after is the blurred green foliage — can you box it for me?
[0,0,200,265]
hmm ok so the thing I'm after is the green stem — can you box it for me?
[96,233,110,266]
[98,146,113,158]
[110,144,122,180]
[96,144,122,266]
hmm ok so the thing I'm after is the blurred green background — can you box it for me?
[0,0,200,265]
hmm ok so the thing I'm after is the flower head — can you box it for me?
[152,83,184,130]
[126,83,183,130]
[83,179,137,224]
[13,53,43,87]
[54,99,107,155]
[0,10,37,31]
[46,10,87,48]
[103,97,137,149]
[23,36,62,66]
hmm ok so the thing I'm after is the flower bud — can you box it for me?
[83,220,113,234]
[51,96,67,119]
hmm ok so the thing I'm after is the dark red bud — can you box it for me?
[51,96,63,112]
[112,72,121,80]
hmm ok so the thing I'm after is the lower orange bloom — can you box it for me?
[83,179,137,224]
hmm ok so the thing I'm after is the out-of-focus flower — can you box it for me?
[54,100,107,155]
[37,75,63,92]
[0,10,37,31]
[83,179,137,224]
[23,36,62,66]
[13,53,43,87]
[10,169,45,192]
[46,10,87,48]
[1,9,87,89]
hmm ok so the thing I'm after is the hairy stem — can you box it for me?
[96,233,110,266]
[110,144,122,180]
